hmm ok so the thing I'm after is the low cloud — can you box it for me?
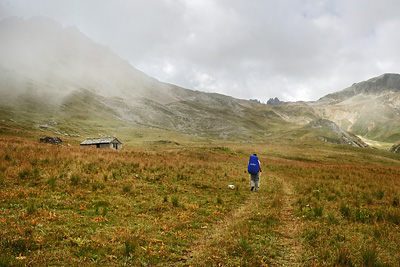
[1,0,400,101]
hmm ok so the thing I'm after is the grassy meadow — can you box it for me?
[1,134,400,266]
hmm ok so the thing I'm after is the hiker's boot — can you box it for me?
[251,186,254,191]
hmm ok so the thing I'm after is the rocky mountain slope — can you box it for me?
[310,73,400,142]
[0,17,395,147]
[0,17,285,141]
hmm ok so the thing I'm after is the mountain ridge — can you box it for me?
[0,16,397,147]
[0,17,272,141]
[305,73,400,142]
[316,73,400,105]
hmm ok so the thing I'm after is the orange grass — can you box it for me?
[0,135,400,266]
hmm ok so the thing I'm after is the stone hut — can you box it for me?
[80,137,122,150]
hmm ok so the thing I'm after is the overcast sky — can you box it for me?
[1,0,400,102]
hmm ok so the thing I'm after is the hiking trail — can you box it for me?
[273,175,304,266]
[183,193,259,266]
[179,175,303,266]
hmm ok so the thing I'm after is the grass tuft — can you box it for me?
[27,201,36,215]
[313,205,323,217]
[171,196,179,207]
[340,203,351,218]
[70,174,81,186]
[392,196,399,207]
[361,244,380,267]
[124,238,137,256]
[47,177,57,189]
[335,246,354,267]
[122,185,131,194]
[387,209,400,225]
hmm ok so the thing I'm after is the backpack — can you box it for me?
[247,155,260,174]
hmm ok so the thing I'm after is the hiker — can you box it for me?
[247,154,262,191]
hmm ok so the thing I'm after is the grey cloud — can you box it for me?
[1,0,400,101]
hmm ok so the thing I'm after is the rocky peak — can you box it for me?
[267,97,284,106]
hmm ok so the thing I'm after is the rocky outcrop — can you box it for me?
[267,97,284,106]
[39,137,63,145]
[389,142,400,153]
[310,119,369,148]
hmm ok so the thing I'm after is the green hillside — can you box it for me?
[1,17,397,149]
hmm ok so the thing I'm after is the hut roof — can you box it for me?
[80,137,122,145]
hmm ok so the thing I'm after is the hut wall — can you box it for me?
[111,142,122,150]
[99,143,112,149]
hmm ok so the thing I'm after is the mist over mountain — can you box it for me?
[0,17,398,147]
[0,17,270,141]
[0,16,178,103]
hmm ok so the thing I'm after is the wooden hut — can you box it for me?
[80,137,122,150]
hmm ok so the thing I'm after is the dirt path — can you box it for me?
[180,175,303,266]
[273,175,303,266]
[183,193,259,266]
